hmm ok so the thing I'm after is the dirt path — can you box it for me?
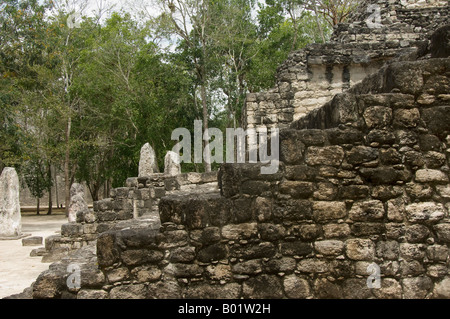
[0,213,66,298]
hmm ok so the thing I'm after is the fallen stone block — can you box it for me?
[22,236,43,246]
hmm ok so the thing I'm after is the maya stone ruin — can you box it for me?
[5,0,450,299]
[0,167,22,239]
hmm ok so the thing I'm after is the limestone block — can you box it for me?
[313,201,347,222]
[68,183,89,223]
[164,151,181,176]
[305,146,345,167]
[283,275,311,299]
[349,200,385,221]
[415,169,448,183]
[22,236,43,246]
[138,143,159,177]
[314,240,345,256]
[0,167,21,237]
[345,238,375,261]
[405,202,446,223]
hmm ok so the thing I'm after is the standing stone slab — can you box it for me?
[0,167,21,237]
[68,183,89,223]
[164,151,181,176]
[139,143,159,177]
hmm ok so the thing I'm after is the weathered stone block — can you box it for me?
[77,289,109,299]
[405,225,430,243]
[376,241,399,260]
[22,236,43,246]
[427,264,448,279]
[283,275,311,299]
[371,278,402,299]
[242,274,283,299]
[313,182,338,200]
[371,185,403,201]
[367,129,396,145]
[254,197,272,222]
[342,279,373,299]
[433,277,450,299]
[424,151,446,169]
[313,201,347,222]
[380,148,402,165]
[421,106,450,137]
[349,200,385,221]
[241,180,271,196]
[61,223,83,237]
[387,197,406,222]
[305,146,345,167]
[314,240,344,256]
[401,276,433,299]
[258,223,286,241]
[109,284,147,299]
[393,108,420,128]
[121,249,164,266]
[169,246,196,263]
[322,223,351,238]
[205,264,232,281]
[426,245,449,262]
[183,283,241,299]
[296,129,327,146]
[198,243,228,262]
[165,263,203,278]
[279,181,314,199]
[345,239,375,261]
[415,169,449,183]
[280,130,306,164]
[280,241,312,256]
[436,185,450,199]
[297,258,329,273]
[338,185,370,200]
[327,127,363,145]
[359,167,404,185]
[400,260,425,277]
[221,223,258,240]
[131,265,162,283]
[313,278,342,299]
[232,259,262,275]
[405,202,446,223]
[274,199,312,221]
[400,243,427,261]
[363,106,392,128]
[434,224,450,243]
[406,183,433,200]
[190,227,221,244]
[351,222,385,236]
[263,257,296,274]
[347,146,379,165]
[285,165,318,181]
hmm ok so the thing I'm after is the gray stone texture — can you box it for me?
[138,143,159,177]
[0,167,21,237]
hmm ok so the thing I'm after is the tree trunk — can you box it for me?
[64,116,72,217]
[47,163,52,215]
[54,166,59,209]
[312,0,326,43]
[37,198,40,215]
[200,82,212,173]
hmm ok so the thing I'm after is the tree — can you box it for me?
[306,0,358,27]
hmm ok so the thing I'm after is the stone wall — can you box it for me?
[26,51,450,299]
[39,172,218,263]
[243,0,449,132]
[88,57,449,299]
